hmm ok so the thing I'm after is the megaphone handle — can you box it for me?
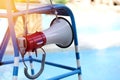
[24,48,46,79]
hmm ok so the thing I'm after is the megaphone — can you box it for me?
[17,17,73,53]
[17,17,74,79]
[43,17,74,48]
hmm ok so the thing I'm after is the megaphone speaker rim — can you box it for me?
[50,17,74,48]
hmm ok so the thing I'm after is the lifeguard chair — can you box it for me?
[0,0,81,80]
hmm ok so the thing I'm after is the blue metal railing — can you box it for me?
[0,1,81,80]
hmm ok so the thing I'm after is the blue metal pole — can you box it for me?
[69,8,82,80]
[33,58,76,71]
[0,28,10,61]
[6,1,20,80]
[0,58,30,65]
[28,53,35,75]
[47,69,81,80]
[54,4,82,80]
[22,14,35,76]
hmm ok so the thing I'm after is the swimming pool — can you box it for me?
[0,46,120,80]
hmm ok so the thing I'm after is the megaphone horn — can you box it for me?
[44,17,74,48]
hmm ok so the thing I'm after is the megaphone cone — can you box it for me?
[43,17,73,48]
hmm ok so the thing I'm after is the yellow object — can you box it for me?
[15,0,40,3]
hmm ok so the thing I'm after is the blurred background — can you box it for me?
[0,0,120,52]
[5,0,120,51]
[0,0,120,80]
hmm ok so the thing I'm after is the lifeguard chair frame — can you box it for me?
[0,0,81,80]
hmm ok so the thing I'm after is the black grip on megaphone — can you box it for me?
[24,52,46,79]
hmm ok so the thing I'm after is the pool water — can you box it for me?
[0,46,120,80]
